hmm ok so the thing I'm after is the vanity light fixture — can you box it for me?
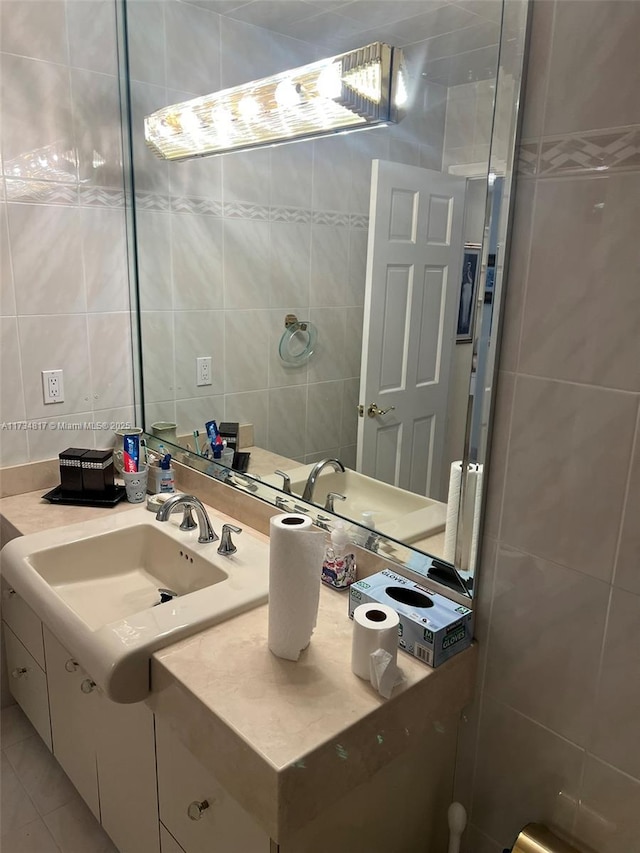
[144,42,406,161]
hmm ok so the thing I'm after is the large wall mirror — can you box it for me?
[122,0,529,599]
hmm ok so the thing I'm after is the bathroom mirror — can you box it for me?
[122,0,529,598]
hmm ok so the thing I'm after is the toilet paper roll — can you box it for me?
[268,514,326,661]
[351,603,399,681]
[512,823,583,853]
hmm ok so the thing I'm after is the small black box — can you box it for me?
[81,450,115,494]
[232,451,250,473]
[59,448,87,495]
[219,422,239,452]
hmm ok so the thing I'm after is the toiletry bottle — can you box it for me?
[220,442,235,467]
[321,523,356,590]
[159,454,175,493]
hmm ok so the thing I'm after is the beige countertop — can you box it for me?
[0,485,477,843]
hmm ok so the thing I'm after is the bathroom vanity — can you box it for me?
[0,488,476,853]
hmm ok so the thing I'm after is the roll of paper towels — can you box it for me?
[268,513,325,661]
[443,462,462,563]
[351,603,399,681]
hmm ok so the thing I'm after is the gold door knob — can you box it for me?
[367,402,396,418]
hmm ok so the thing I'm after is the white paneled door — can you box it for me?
[357,161,466,500]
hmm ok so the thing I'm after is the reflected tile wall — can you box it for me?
[1,54,75,182]
[0,1,67,64]
[71,68,124,188]
[457,2,640,851]
[67,0,119,76]
[124,0,449,457]
[0,1,134,466]
[443,78,496,169]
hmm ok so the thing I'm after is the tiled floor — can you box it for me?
[1,703,118,853]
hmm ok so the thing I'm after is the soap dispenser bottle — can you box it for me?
[321,523,356,590]
[159,454,175,493]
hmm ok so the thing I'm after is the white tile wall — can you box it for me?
[456,2,640,850]
[0,0,134,466]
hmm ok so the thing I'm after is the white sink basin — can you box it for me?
[264,466,447,544]
[0,504,269,703]
[27,524,229,630]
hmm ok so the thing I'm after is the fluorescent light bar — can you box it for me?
[144,42,406,161]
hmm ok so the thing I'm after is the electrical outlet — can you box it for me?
[42,369,64,404]
[196,357,212,387]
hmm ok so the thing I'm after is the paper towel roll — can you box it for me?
[351,603,399,680]
[469,464,483,573]
[268,513,325,661]
[443,462,462,563]
[444,462,483,571]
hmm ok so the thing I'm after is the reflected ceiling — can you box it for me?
[181,0,502,85]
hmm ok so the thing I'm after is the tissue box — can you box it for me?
[348,569,472,667]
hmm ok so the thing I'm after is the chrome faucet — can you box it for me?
[301,458,345,503]
[155,494,218,543]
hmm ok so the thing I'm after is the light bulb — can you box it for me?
[394,69,408,107]
[316,62,342,99]
[275,79,300,110]
[211,106,234,143]
[239,95,260,122]
[180,109,201,136]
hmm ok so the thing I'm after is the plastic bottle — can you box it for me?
[349,511,377,547]
[321,522,356,590]
[159,454,175,493]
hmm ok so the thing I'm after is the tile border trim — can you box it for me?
[2,180,369,228]
[519,125,640,178]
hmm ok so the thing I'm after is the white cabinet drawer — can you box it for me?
[156,717,270,853]
[96,697,160,853]
[3,622,51,750]
[1,578,45,668]
[43,626,100,819]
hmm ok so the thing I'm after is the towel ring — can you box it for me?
[279,314,317,365]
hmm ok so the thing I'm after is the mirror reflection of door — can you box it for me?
[357,161,466,504]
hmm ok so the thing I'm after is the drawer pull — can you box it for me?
[187,800,210,821]
[65,658,79,673]
[11,667,28,679]
[80,678,96,694]
[3,587,17,600]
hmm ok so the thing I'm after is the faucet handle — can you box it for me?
[325,492,346,512]
[274,470,292,495]
[217,524,242,556]
[179,505,198,531]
